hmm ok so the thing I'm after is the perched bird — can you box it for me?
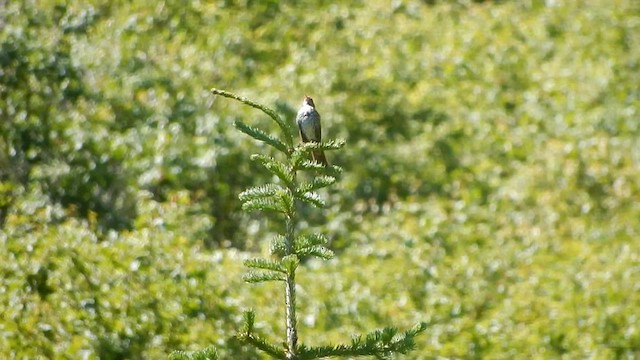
[296,96,328,166]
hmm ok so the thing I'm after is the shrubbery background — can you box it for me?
[1,0,639,358]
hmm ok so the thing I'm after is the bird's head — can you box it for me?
[303,96,315,108]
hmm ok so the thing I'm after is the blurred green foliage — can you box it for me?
[1,0,639,358]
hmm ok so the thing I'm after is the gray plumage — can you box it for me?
[296,96,328,166]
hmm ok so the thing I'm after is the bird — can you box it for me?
[295,96,328,166]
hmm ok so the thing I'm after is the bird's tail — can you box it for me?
[313,150,328,167]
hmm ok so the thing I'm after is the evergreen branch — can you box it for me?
[279,189,295,216]
[251,154,295,188]
[234,120,289,154]
[239,333,287,360]
[311,175,337,190]
[243,271,286,283]
[240,183,293,216]
[291,143,322,167]
[281,255,300,273]
[272,234,333,260]
[294,159,327,172]
[403,321,429,345]
[292,140,346,168]
[297,245,334,260]
[211,88,294,147]
[296,233,329,247]
[169,347,219,360]
[237,310,287,359]
[294,234,334,260]
[239,184,285,202]
[242,309,256,334]
[295,322,428,359]
[291,148,308,168]
[317,139,346,150]
[295,139,345,154]
[270,235,286,257]
[297,175,337,193]
[292,154,343,176]
[296,191,325,208]
[241,198,286,213]
[238,334,287,360]
[244,258,286,273]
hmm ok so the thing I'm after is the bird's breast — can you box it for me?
[296,108,320,141]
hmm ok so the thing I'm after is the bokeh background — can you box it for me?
[1,0,639,358]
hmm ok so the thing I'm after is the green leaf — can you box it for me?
[234,120,289,154]
[297,175,336,193]
[239,184,284,202]
[296,233,329,247]
[296,191,325,208]
[292,143,320,165]
[244,258,286,273]
[278,190,295,215]
[295,234,334,259]
[317,138,346,150]
[292,139,346,167]
[290,148,308,168]
[169,347,219,360]
[241,198,286,213]
[377,327,398,344]
[250,154,294,188]
[270,235,286,256]
[243,309,256,334]
[294,159,326,172]
[243,271,286,283]
[294,322,427,358]
[298,245,334,260]
[240,183,293,215]
[281,255,299,273]
[236,310,287,359]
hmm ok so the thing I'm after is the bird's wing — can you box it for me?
[314,112,322,141]
[297,115,310,142]
[299,126,310,142]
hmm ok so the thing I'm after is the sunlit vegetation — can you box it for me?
[1,0,639,358]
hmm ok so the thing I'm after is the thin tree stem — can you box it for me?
[285,274,298,357]
[284,216,298,358]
